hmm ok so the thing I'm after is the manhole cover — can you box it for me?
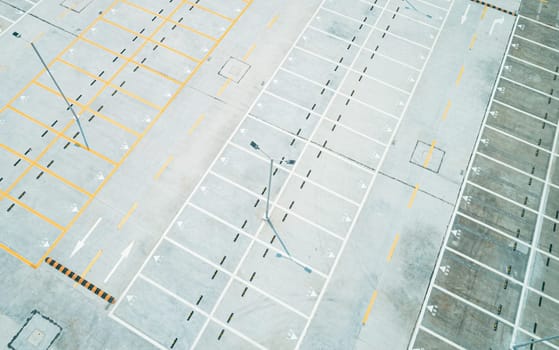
[410,140,445,173]
[8,310,62,350]
[218,57,251,83]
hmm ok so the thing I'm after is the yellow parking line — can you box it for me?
[55,58,162,111]
[243,44,256,61]
[188,114,206,135]
[423,140,437,168]
[154,156,174,180]
[468,33,477,49]
[120,0,218,41]
[73,250,103,288]
[441,100,452,120]
[7,105,119,165]
[31,31,46,43]
[100,17,202,64]
[184,0,234,21]
[407,184,419,208]
[481,5,488,19]
[386,233,400,262]
[35,0,254,268]
[0,242,35,267]
[216,78,232,96]
[0,144,93,197]
[267,14,279,28]
[361,290,378,325]
[118,203,138,230]
[455,65,465,86]
[77,36,182,85]
[1,190,65,230]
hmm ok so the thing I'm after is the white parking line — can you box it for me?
[109,313,168,350]
[465,180,539,214]
[185,203,331,278]
[418,326,464,349]
[507,53,559,76]
[492,99,557,127]
[483,123,552,155]
[190,1,342,347]
[208,169,355,235]
[222,140,365,206]
[138,274,268,349]
[245,114,375,176]
[321,3,442,31]
[455,211,532,248]
[475,152,546,183]
[432,284,515,328]
[296,0,451,348]
[0,13,15,23]
[514,34,559,54]
[0,0,46,38]
[308,23,432,52]
[519,14,559,33]
[501,76,559,102]
[281,62,410,97]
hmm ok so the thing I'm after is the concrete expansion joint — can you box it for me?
[378,170,455,207]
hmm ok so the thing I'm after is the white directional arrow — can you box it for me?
[489,17,504,36]
[153,255,161,263]
[104,241,134,283]
[451,229,462,238]
[126,295,136,304]
[461,4,470,24]
[70,217,102,258]
[308,287,318,298]
[287,329,298,340]
[41,239,50,248]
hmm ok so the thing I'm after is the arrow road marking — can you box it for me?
[71,217,102,258]
[104,241,134,283]
[489,17,504,36]
[461,4,470,24]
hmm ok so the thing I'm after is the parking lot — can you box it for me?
[412,0,559,348]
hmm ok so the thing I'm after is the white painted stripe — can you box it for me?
[466,180,539,214]
[507,53,559,76]
[492,99,556,127]
[519,14,559,33]
[108,314,168,350]
[514,34,559,54]
[475,151,545,183]
[501,76,559,102]
[0,13,15,23]
[418,326,465,349]
[483,123,552,154]
[185,202,332,278]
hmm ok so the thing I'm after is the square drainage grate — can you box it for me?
[410,140,445,173]
[218,57,251,83]
[8,310,62,350]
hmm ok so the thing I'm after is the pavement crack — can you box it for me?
[377,171,455,207]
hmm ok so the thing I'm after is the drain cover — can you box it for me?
[8,310,62,350]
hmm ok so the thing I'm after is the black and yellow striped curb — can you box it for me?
[472,0,517,16]
[45,257,115,304]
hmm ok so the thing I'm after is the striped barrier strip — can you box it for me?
[471,0,517,16]
[45,257,115,304]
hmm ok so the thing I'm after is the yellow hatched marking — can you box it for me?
[188,114,206,135]
[154,156,174,180]
[361,290,378,325]
[216,78,232,96]
[423,140,437,168]
[407,184,419,208]
[184,0,234,21]
[118,203,138,230]
[441,100,452,120]
[243,44,256,60]
[267,14,279,28]
[386,233,400,262]
[455,65,465,86]
[468,33,477,49]
[121,0,218,41]
[0,144,93,197]
[74,250,103,288]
